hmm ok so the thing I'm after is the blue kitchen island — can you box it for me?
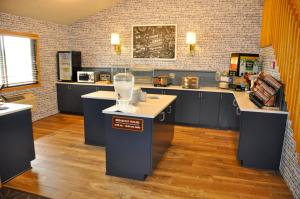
[102,94,176,180]
[0,103,35,185]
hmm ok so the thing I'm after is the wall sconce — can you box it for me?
[186,32,196,55]
[111,33,121,54]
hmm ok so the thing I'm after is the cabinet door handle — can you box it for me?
[167,106,172,114]
[198,92,202,98]
[236,107,241,116]
[159,112,166,122]
[220,94,223,100]
[233,99,237,107]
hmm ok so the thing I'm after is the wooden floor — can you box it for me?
[4,114,293,199]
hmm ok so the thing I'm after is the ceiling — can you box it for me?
[0,0,119,25]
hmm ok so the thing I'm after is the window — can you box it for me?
[0,31,39,89]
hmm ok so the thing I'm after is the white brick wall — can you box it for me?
[0,0,264,121]
[261,46,300,199]
[69,0,263,71]
[0,12,70,121]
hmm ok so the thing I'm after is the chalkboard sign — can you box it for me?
[132,25,176,59]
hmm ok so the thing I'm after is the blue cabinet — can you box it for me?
[144,88,224,127]
[105,105,175,180]
[178,91,201,125]
[57,84,239,130]
[96,86,114,91]
[237,111,287,170]
[218,93,239,130]
[57,84,114,115]
[164,90,221,127]
[57,84,97,114]
[199,92,220,128]
[164,90,182,123]
[0,110,35,183]
[142,88,164,94]
[82,98,115,146]
[151,89,201,125]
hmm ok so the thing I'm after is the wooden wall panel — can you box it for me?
[260,0,300,163]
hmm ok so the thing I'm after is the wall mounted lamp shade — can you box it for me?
[186,32,196,54]
[111,33,121,54]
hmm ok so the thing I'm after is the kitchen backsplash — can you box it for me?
[83,67,217,86]
[69,0,263,71]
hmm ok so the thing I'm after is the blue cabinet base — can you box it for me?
[105,104,174,180]
[1,162,32,184]
[0,110,35,184]
[237,111,287,170]
[83,98,115,147]
[105,116,153,180]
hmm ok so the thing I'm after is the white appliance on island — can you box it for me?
[113,73,136,113]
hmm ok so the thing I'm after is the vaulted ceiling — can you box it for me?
[0,0,119,25]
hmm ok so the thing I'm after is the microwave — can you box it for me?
[77,71,100,83]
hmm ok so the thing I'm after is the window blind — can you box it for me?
[0,34,39,88]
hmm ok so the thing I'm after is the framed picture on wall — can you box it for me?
[132,24,177,60]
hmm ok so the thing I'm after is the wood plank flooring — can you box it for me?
[4,114,293,199]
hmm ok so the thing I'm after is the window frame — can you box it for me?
[0,29,41,92]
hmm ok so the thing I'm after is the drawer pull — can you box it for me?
[236,107,241,116]
[233,99,237,107]
[167,106,172,114]
[159,112,166,122]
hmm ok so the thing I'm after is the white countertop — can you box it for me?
[82,91,117,100]
[102,94,177,118]
[232,92,287,114]
[60,81,287,115]
[0,103,32,117]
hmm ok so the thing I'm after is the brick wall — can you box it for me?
[69,0,263,71]
[0,0,264,121]
[261,46,300,198]
[0,12,70,121]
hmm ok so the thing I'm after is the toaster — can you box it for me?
[181,76,199,89]
[153,76,171,87]
[99,73,111,83]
